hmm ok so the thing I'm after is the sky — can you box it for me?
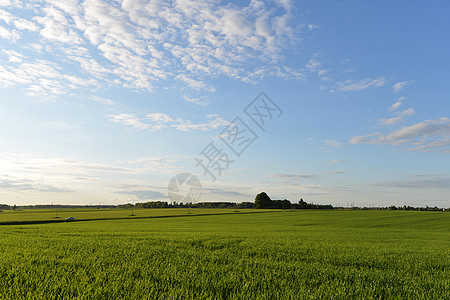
[0,0,449,208]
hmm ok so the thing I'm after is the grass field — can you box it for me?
[0,209,448,299]
[0,208,250,224]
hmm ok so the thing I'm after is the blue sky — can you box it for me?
[0,0,449,207]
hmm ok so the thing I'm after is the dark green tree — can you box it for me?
[255,192,272,209]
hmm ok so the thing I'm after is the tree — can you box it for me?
[255,192,272,209]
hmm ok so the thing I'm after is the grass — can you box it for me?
[0,209,448,299]
[0,208,253,224]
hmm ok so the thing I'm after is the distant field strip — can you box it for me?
[0,208,266,225]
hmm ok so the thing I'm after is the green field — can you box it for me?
[0,209,449,299]
[0,208,251,224]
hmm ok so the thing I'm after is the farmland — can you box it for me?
[0,209,449,299]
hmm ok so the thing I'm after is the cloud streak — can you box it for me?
[372,175,450,189]
[115,190,166,200]
[108,113,228,131]
[329,159,349,164]
[350,117,450,153]
[388,96,406,112]
[0,177,72,193]
[392,80,414,92]
[379,108,415,126]
[334,77,386,92]
[271,170,348,181]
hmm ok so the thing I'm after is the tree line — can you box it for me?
[118,201,255,209]
[254,192,333,209]
[1,193,447,211]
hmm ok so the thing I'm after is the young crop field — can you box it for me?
[0,208,248,224]
[0,209,448,299]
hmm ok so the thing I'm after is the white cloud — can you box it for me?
[272,173,320,180]
[274,0,293,11]
[379,108,415,125]
[325,170,348,174]
[176,74,215,92]
[107,114,149,130]
[372,175,450,189]
[172,114,228,131]
[388,96,406,112]
[0,24,19,40]
[91,95,114,105]
[350,117,450,153]
[146,113,174,124]
[34,6,83,44]
[324,139,343,148]
[0,0,304,97]
[0,55,98,98]
[335,77,386,92]
[392,80,414,92]
[329,159,349,164]
[0,154,130,180]
[183,95,209,106]
[306,58,321,72]
[14,18,38,31]
[400,107,415,116]
[3,49,23,62]
[409,138,450,154]
[0,152,183,200]
[0,0,23,7]
[108,112,229,132]
[129,156,174,165]
[0,177,72,193]
[271,169,348,181]
[0,8,14,23]
[379,116,401,126]
[306,55,330,80]
[307,24,319,31]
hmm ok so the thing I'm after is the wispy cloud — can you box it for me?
[115,190,166,200]
[334,77,386,92]
[350,117,450,153]
[202,188,249,198]
[107,114,150,130]
[0,0,303,98]
[0,152,184,204]
[388,96,406,112]
[325,170,348,174]
[379,108,415,125]
[324,139,343,148]
[0,57,98,98]
[305,52,330,80]
[372,175,450,189]
[271,170,347,181]
[0,153,182,179]
[329,159,349,164]
[0,177,72,193]
[176,74,215,92]
[307,24,319,31]
[392,80,414,92]
[272,173,320,180]
[183,95,209,106]
[91,95,114,105]
[108,113,228,131]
